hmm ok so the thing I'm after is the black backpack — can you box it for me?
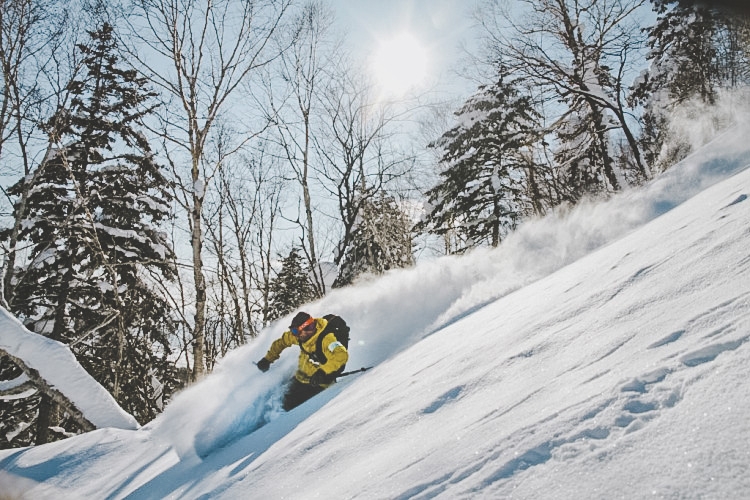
[309,314,350,374]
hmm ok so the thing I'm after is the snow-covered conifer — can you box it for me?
[267,247,319,321]
[417,72,542,253]
[1,23,177,445]
[334,192,414,287]
[632,1,749,171]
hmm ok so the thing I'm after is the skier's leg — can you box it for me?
[282,378,324,411]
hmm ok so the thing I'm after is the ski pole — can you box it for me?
[338,366,373,377]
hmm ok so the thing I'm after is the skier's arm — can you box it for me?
[263,330,296,363]
[319,334,349,374]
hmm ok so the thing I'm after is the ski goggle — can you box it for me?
[290,316,315,336]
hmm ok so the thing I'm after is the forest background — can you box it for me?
[1,0,748,448]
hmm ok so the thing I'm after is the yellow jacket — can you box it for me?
[263,317,348,386]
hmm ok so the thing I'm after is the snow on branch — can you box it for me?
[0,373,36,400]
[0,306,139,432]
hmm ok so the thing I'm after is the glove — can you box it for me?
[256,358,271,372]
[309,369,332,387]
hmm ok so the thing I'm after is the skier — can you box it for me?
[256,311,349,411]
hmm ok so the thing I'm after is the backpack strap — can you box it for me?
[299,315,348,372]
[295,331,324,364]
[314,330,333,365]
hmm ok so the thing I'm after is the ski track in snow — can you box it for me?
[364,177,750,499]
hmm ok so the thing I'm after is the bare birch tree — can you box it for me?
[477,0,651,197]
[314,64,417,268]
[261,1,335,296]
[0,0,73,308]
[121,0,293,380]
[203,140,284,366]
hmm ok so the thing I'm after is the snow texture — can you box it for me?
[1,114,750,499]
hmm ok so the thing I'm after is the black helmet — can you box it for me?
[290,311,314,336]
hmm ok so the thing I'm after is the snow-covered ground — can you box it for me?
[1,112,750,498]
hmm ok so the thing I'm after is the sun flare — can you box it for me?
[371,32,429,98]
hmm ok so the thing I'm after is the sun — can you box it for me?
[371,32,429,98]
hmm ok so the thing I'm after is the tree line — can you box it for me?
[0,0,747,447]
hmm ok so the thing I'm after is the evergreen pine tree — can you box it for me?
[334,192,414,288]
[631,1,729,171]
[553,102,617,201]
[417,73,542,253]
[1,23,176,445]
[267,247,318,322]
[644,0,721,104]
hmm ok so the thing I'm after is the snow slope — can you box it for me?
[1,116,750,498]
